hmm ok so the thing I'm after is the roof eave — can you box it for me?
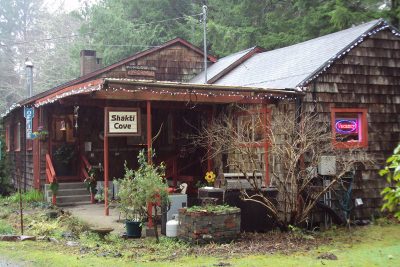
[297,19,396,88]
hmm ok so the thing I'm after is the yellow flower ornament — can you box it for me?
[205,171,216,185]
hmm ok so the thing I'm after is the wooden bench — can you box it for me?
[223,172,264,190]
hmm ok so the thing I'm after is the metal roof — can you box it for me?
[190,47,261,84]
[210,19,388,89]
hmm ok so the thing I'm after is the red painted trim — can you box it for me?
[235,107,271,185]
[103,107,110,216]
[33,79,104,107]
[45,154,56,183]
[146,101,152,164]
[5,125,10,152]
[14,122,21,152]
[330,108,368,149]
[207,109,214,171]
[146,101,153,228]
[19,38,216,107]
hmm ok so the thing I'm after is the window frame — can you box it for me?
[330,108,368,149]
[14,122,21,152]
[235,107,271,185]
[5,125,10,152]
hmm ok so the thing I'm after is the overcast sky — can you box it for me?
[43,0,98,13]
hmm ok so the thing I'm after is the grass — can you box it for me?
[7,190,44,203]
[0,223,398,266]
[0,219,14,234]
[0,196,399,266]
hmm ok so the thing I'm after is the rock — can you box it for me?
[0,235,19,241]
[20,236,36,241]
[114,252,122,258]
[66,241,79,247]
[213,262,231,267]
[317,253,338,260]
[61,232,75,239]
[49,237,59,243]
[97,252,109,257]
[79,247,90,254]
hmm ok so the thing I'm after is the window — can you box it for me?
[14,122,21,151]
[331,108,368,148]
[5,125,10,152]
[235,108,270,185]
[237,109,267,145]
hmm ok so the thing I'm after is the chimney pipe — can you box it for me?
[25,59,33,97]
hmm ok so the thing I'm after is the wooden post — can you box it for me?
[146,101,153,228]
[264,106,270,186]
[147,101,152,163]
[207,108,214,171]
[33,107,40,189]
[104,108,109,216]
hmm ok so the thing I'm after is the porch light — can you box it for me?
[60,120,66,131]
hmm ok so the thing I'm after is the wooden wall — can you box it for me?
[95,44,204,82]
[303,29,400,219]
[5,111,35,191]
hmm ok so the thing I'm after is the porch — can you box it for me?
[21,79,298,212]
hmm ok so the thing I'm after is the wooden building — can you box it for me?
[2,38,296,215]
[195,19,400,219]
[4,19,399,224]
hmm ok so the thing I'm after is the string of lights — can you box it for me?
[298,20,391,89]
[1,80,297,117]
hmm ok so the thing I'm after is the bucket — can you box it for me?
[125,220,142,238]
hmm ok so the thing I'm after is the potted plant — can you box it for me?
[32,126,48,141]
[115,149,169,241]
[94,186,105,203]
[84,170,98,203]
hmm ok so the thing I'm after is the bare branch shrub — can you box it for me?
[192,104,374,230]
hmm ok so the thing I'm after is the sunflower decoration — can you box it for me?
[205,171,216,186]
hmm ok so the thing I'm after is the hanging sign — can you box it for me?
[105,107,141,137]
[24,107,34,139]
[335,119,358,134]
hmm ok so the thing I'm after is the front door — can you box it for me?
[50,113,78,180]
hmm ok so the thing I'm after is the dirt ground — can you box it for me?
[64,203,125,234]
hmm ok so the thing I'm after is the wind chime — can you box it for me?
[73,106,79,134]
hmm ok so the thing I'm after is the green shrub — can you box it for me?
[8,189,44,203]
[0,219,14,234]
[0,134,11,196]
[186,204,238,213]
[380,144,400,220]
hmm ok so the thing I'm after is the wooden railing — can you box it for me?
[160,153,195,187]
[80,154,91,181]
[80,154,95,203]
[46,154,56,184]
[46,154,57,205]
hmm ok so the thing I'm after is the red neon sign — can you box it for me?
[335,119,358,134]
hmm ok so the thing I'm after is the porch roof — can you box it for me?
[3,78,303,117]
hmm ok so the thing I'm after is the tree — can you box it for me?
[0,0,83,113]
[193,105,374,230]
[380,144,400,220]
